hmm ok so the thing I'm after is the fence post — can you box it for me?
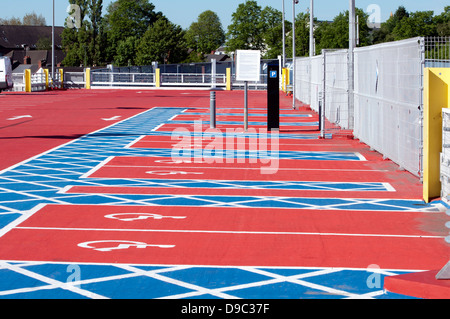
[59,69,64,89]
[85,68,91,89]
[210,91,216,129]
[24,69,31,92]
[282,68,288,92]
[44,69,49,90]
[320,50,327,139]
[211,59,217,89]
[226,68,231,91]
[155,68,161,87]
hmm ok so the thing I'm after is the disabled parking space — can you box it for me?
[0,89,448,299]
[1,204,447,270]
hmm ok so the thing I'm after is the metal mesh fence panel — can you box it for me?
[353,37,423,177]
[324,49,350,130]
[294,56,312,106]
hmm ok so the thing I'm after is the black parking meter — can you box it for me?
[267,62,280,131]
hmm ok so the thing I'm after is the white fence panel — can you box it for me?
[353,37,423,176]
[324,50,349,129]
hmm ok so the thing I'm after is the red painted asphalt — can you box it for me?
[0,89,449,286]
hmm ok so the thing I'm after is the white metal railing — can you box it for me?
[161,73,226,86]
[64,72,85,88]
[30,71,47,91]
[91,72,155,87]
[8,66,270,91]
[8,70,51,92]
[232,74,268,90]
[10,73,25,92]
[91,72,230,88]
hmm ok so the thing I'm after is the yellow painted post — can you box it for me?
[85,68,91,89]
[226,68,231,91]
[285,67,290,93]
[59,69,64,89]
[423,68,450,203]
[24,69,31,92]
[282,68,287,92]
[155,68,161,88]
[44,69,49,90]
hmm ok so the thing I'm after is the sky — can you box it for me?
[0,0,448,29]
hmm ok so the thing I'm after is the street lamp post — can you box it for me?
[309,0,314,57]
[292,0,298,109]
[282,0,286,67]
[52,0,55,86]
[349,0,356,129]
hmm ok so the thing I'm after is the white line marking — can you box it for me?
[0,108,157,176]
[79,156,115,179]
[0,261,108,299]
[7,115,32,121]
[0,204,46,238]
[123,135,146,149]
[102,164,389,173]
[15,226,445,239]
[151,123,164,132]
[102,116,121,121]
[382,182,396,192]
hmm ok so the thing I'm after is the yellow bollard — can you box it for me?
[155,68,161,88]
[44,69,49,90]
[226,68,232,91]
[59,69,64,89]
[85,68,91,89]
[24,69,31,92]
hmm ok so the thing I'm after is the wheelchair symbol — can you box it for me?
[105,213,187,222]
[78,240,175,252]
[146,170,204,176]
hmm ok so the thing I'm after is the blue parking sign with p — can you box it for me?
[270,70,278,78]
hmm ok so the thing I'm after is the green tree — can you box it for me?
[114,36,138,66]
[286,12,309,58]
[226,0,265,52]
[135,18,187,65]
[315,8,370,52]
[104,0,163,60]
[435,6,450,36]
[88,0,104,66]
[36,37,52,50]
[392,10,437,40]
[185,10,225,58]
[260,6,285,59]
[372,6,412,43]
[62,0,104,67]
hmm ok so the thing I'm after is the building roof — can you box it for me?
[5,49,65,70]
[0,25,64,49]
[205,53,231,63]
[12,64,40,74]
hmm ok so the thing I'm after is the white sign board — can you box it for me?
[236,50,261,82]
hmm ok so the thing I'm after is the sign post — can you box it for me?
[236,50,261,131]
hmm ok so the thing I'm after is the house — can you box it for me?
[0,25,65,70]
[205,45,232,63]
